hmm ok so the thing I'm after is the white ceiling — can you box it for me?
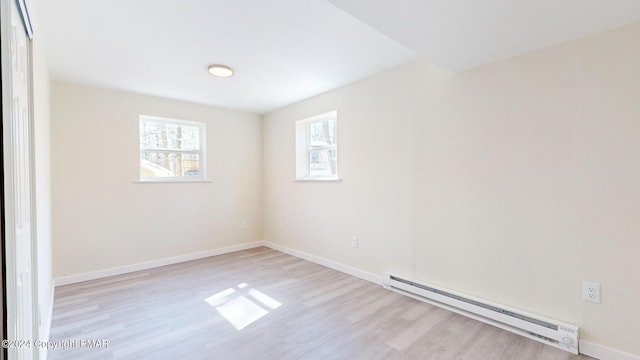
[38,1,640,114]
[327,0,640,71]
[38,0,416,114]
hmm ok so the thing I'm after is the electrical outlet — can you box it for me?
[582,281,600,303]
[277,221,284,230]
[241,220,248,230]
[351,235,358,248]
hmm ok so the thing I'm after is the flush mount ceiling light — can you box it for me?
[208,64,234,77]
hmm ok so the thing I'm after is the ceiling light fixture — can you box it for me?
[208,64,234,78]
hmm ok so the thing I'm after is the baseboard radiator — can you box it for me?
[384,273,579,354]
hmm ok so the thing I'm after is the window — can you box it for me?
[139,115,207,182]
[295,111,338,180]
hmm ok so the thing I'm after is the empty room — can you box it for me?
[2,0,640,359]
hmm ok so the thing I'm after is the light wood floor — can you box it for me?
[49,247,593,360]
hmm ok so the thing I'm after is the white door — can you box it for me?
[2,0,36,359]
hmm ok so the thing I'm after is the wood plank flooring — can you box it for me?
[49,247,594,360]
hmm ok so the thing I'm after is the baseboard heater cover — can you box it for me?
[384,273,579,354]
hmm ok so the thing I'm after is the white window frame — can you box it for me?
[295,111,340,181]
[138,115,208,183]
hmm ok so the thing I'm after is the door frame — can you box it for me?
[0,0,39,359]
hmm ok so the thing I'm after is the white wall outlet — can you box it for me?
[277,221,284,230]
[351,235,358,248]
[582,281,600,303]
[241,220,248,230]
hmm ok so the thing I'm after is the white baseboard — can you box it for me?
[580,340,640,360]
[260,241,385,285]
[54,242,264,286]
[54,240,383,287]
[262,241,639,360]
[51,240,639,360]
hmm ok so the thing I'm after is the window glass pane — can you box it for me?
[183,126,201,150]
[182,154,201,177]
[308,119,336,146]
[139,120,163,149]
[140,151,200,178]
[295,111,337,180]
[171,124,200,151]
[139,120,200,151]
[327,118,336,145]
[310,151,320,164]
[308,149,337,177]
[139,116,206,180]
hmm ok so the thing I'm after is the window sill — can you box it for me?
[134,179,212,184]
[293,178,342,182]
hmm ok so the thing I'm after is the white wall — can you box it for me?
[32,19,54,360]
[51,82,262,277]
[263,60,449,277]
[262,22,640,357]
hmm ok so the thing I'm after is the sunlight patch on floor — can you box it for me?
[205,283,283,330]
